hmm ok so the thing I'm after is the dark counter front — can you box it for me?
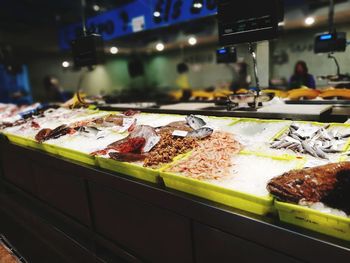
[1,136,350,262]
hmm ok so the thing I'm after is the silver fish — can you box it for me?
[276,141,294,149]
[187,127,213,139]
[302,141,318,157]
[271,140,283,148]
[341,133,350,139]
[186,115,206,130]
[314,147,328,159]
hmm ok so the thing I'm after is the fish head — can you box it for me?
[186,115,206,130]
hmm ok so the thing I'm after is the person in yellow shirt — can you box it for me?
[176,62,192,100]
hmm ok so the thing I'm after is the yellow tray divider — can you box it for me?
[275,201,350,241]
[160,150,303,216]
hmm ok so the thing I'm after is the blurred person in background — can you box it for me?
[0,64,33,105]
[289,60,316,89]
[176,62,192,100]
[230,61,250,93]
[43,75,72,103]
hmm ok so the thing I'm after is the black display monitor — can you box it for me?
[216,47,237,64]
[71,34,105,68]
[314,32,347,54]
[218,0,284,46]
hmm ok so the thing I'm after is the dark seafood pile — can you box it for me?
[92,115,214,167]
[143,128,198,167]
[35,125,75,142]
[267,162,350,214]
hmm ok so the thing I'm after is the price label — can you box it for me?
[172,130,188,137]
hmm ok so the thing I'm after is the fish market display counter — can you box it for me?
[100,103,338,122]
[1,136,350,263]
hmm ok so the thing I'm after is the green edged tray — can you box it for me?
[160,170,274,215]
[27,139,59,155]
[160,152,302,216]
[275,201,350,241]
[54,146,96,166]
[96,156,160,184]
[328,123,350,152]
[230,118,292,142]
[3,133,30,147]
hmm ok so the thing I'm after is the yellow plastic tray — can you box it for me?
[160,171,274,215]
[328,123,350,152]
[3,133,29,147]
[3,133,60,155]
[53,146,96,166]
[275,201,350,241]
[96,156,160,184]
[26,139,59,155]
[230,118,292,142]
[160,153,302,216]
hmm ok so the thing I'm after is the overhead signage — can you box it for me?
[59,0,217,50]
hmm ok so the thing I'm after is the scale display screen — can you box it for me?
[216,47,237,63]
[218,0,283,45]
[314,32,347,53]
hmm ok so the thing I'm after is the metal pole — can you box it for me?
[81,0,87,36]
[248,43,260,92]
[329,0,335,33]
[328,53,340,76]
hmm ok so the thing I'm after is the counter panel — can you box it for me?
[193,223,301,263]
[1,137,350,262]
[89,182,193,263]
[1,142,37,195]
[33,163,91,227]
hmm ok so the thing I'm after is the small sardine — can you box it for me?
[186,115,206,130]
[271,140,283,148]
[314,147,328,159]
[341,133,350,139]
[276,141,294,149]
[302,141,318,158]
[187,127,213,139]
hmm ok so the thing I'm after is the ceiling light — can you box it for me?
[153,11,161,17]
[110,46,119,54]
[62,61,70,68]
[93,4,100,12]
[156,43,165,52]
[305,16,315,26]
[193,3,203,9]
[188,37,197,46]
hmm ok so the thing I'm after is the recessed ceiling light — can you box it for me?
[193,3,203,9]
[93,4,100,12]
[62,61,70,68]
[153,11,161,17]
[188,36,197,46]
[156,43,165,51]
[110,46,119,54]
[305,16,315,26]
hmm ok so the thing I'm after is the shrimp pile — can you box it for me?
[167,132,241,180]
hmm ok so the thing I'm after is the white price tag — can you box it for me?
[172,130,188,137]
[143,136,160,153]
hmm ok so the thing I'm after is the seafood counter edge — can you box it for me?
[0,135,350,263]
